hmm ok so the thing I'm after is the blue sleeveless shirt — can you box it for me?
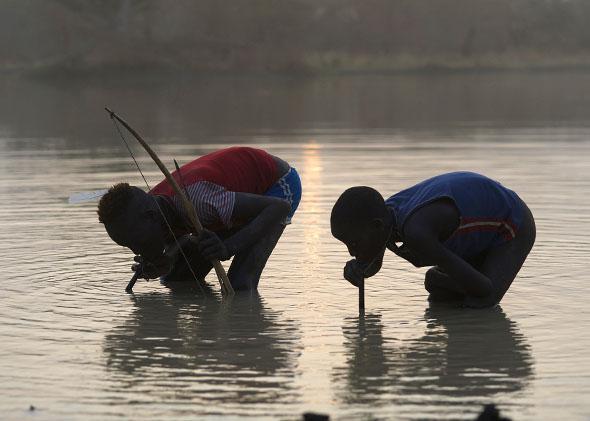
[385,172,524,258]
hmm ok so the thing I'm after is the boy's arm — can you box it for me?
[391,243,432,267]
[198,192,290,260]
[403,203,494,298]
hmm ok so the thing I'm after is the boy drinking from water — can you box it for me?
[330,172,535,308]
[98,146,301,291]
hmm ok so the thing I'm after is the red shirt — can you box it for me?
[150,147,278,230]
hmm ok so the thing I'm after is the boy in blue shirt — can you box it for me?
[330,172,536,308]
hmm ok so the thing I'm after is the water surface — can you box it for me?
[0,74,589,420]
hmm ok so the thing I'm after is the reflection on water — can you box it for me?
[104,292,301,412]
[422,306,533,397]
[334,308,533,418]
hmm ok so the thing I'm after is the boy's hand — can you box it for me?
[344,259,366,288]
[197,229,232,261]
[131,254,171,279]
[392,243,430,267]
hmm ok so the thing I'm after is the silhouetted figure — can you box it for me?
[98,147,301,291]
[331,172,536,308]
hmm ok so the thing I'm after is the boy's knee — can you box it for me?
[229,274,259,291]
[462,293,498,309]
[424,267,466,302]
[424,267,444,292]
[424,275,435,293]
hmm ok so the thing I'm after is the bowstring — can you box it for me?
[110,117,206,294]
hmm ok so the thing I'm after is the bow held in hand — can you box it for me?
[197,229,232,261]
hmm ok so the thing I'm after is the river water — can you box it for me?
[0,73,589,420]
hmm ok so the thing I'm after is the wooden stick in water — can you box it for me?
[359,277,365,315]
[125,270,141,293]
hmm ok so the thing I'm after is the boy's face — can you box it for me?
[105,199,167,263]
[123,210,167,261]
[335,219,389,264]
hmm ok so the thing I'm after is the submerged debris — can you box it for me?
[303,412,330,421]
[475,404,511,421]
[300,404,510,421]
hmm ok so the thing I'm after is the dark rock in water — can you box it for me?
[476,404,511,421]
[29,405,35,411]
[303,412,330,421]
[301,405,510,421]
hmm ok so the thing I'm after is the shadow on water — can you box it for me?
[103,291,302,408]
[333,306,534,410]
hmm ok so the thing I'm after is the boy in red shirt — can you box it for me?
[98,147,301,291]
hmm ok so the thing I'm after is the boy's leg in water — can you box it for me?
[465,204,536,308]
[160,236,214,291]
[161,223,285,292]
[425,203,535,307]
[425,252,486,302]
[228,223,285,291]
[424,266,466,302]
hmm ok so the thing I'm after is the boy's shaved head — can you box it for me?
[330,186,388,239]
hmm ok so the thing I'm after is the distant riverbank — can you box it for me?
[303,51,590,74]
[6,51,590,80]
[4,0,590,78]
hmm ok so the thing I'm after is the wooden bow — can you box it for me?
[105,107,234,296]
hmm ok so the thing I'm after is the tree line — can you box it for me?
[2,0,590,74]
